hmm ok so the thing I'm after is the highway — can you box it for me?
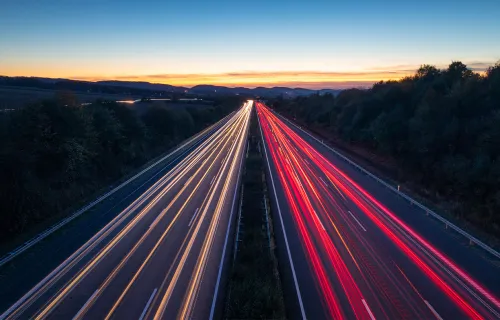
[0,101,252,320]
[256,102,500,320]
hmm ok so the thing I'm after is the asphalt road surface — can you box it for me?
[256,102,500,320]
[0,101,252,320]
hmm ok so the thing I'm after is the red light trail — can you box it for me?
[256,101,500,319]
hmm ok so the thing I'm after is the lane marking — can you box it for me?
[233,185,245,262]
[319,177,328,187]
[148,220,156,230]
[362,299,376,320]
[188,208,200,227]
[138,288,158,320]
[424,300,443,320]
[348,210,367,232]
[72,289,100,320]
[313,211,326,231]
[257,111,306,319]
[210,176,216,185]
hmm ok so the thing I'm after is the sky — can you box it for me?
[1,0,499,89]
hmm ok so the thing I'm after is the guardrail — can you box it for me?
[273,109,500,261]
[0,112,234,268]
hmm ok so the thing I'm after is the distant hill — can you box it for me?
[0,76,342,98]
[189,85,341,97]
[97,81,187,93]
[189,85,251,95]
[0,76,177,97]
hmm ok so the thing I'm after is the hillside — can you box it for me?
[0,76,342,99]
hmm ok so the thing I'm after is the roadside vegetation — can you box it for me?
[224,110,286,319]
[271,61,500,238]
[0,94,241,243]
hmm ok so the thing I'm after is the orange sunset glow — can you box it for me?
[72,70,413,89]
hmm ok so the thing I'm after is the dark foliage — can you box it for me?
[272,61,500,234]
[0,76,176,97]
[0,97,239,242]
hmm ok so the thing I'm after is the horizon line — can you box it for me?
[1,60,496,90]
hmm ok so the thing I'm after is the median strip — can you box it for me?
[224,109,286,319]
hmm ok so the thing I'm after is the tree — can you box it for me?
[0,97,237,242]
[268,61,500,235]
[416,64,440,81]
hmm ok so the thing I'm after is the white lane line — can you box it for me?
[348,210,367,232]
[319,177,328,187]
[148,220,156,230]
[257,114,306,319]
[233,185,245,262]
[362,299,376,320]
[424,300,443,320]
[72,289,100,320]
[313,211,326,231]
[210,176,216,185]
[138,288,157,320]
[188,208,200,227]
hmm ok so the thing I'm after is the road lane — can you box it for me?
[0,109,236,268]
[1,101,252,320]
[257,102,500,320]
[0,109,238,313]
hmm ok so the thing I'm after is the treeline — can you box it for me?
[0,95,241,242]
[272,61,500,235]
[0,76,176,97]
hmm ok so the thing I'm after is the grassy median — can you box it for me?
[224,109,286,319]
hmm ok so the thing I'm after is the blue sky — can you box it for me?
[1,0,499,88]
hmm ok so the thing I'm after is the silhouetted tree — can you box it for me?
[271,61,500,235]
[0,96,239,242]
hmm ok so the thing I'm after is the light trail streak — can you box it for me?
[2,102,252,320]
[256,101,500,319]
[32,108,247,320]
[101,117,245,320]
[154,102,251,319]
[5,108,242,320]
[104,103,252,320]
[179,111,250,319]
